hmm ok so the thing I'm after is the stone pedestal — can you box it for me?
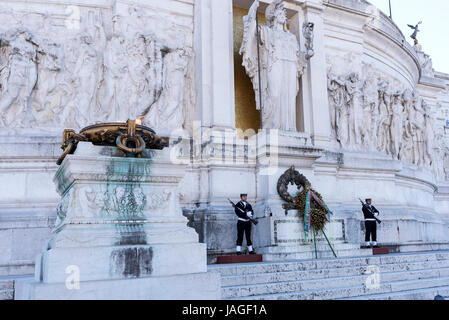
[15,142,220,300]
[251,131,368,260]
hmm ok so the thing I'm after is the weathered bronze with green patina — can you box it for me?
[57,120,168,165]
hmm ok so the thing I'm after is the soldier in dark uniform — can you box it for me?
[234,194,256,255]
[362,198,380,248]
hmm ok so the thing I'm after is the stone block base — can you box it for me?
[373,247,389,255]
[216,255,263,264]
[14,272,221,300]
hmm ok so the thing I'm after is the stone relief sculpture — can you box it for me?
[0,28,39,127]
[377,80,392,154]
[390,93,404,160]
[146,47,191,135]
[0,7,193,134]
[302,22,315,59]
[345,73,366,149]
[423,100,435,167]
[101,31,128,122]
[327,71,346,143]
[240,0,308,131]
[30,39,63,126]
[414,44,435,78]
[327,62,449,181]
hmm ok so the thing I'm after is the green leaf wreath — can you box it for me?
[293,187,329,231]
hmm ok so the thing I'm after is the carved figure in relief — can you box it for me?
[390,93,404,160]
[102,31,129,121]
[402,89,415,163]
[326,60,448,180]
[344,73,365,148]
[327,72,346,143]
[148,48,190,134]
[0,28,39,126]
[423,100,435,167]
[377,80,392,154]
[411,96,426,166]
[31,40,63,125]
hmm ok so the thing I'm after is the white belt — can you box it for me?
[238,218,250,222]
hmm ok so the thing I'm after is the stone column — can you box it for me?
[195,0,236,130]
[15,142,220,300]
[299,0,332,148]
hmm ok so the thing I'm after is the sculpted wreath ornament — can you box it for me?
[277,166,332,243]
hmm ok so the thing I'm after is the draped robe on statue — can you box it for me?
[240,3,306,131]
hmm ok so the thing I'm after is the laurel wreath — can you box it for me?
[292,187,329,231]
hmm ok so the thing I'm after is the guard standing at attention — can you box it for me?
[362,198,380,248]
[234,194,256,255]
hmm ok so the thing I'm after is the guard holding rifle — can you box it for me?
[230,194,257,255]
[360,198,381,248]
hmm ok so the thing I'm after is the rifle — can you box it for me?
[227,198,259,226]
[359,198,382,224]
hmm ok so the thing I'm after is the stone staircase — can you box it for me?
[0,275,34,300]
[0,263,35,301]
[209,251,449,300]
[260,241,371,261]
[0,276,14,300]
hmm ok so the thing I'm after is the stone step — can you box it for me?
[220,259,449,287]
[260,242,360,254]
[0,289,14,300]
[209,251,449,277]
[221,267,449,299]
[0,278,14,291]
[262,249,371,262]
[230,276,449,300]
[0,275,34,300]
[386,243,449,254]
[260,242,371,262]
[0,276,16,300]
[0,263,35,277]
[341,286,449,300]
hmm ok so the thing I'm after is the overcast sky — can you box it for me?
[367,0,449,74]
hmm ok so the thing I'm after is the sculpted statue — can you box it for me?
[327,62,449,180]
[147,47,191,135]
[61,17,104,128]
[432,127,446,179]
[344,73,365,149]
[390,93,404,160]
[0,28,39,127]
[136,33,165,121]
[101,31,128,122]
[31,39,63,126]
[411,96,426,166]
[302,22,314,59]
[377,80,392,154]
[414,44,435,78]
[327,71,347,144]
[402,89,415,163]
[423,100,435,167]
[0,7,194,134]
[408,21,422,44]
[240,0,308,131]
[126,33,156,120]
[363,76,379,148]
